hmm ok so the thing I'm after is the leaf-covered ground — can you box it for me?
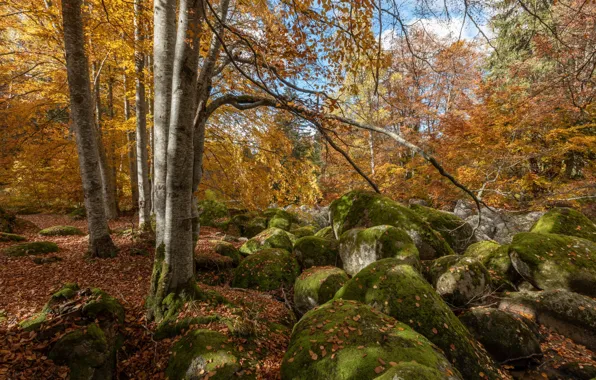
[1,214,595,379]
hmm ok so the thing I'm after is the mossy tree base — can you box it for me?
[88,234,118,258]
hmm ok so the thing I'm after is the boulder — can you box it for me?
[239,227,293,255]
[0,206,16,233]
[530,207,596,242]
[463,241,518,290]
[266,208,298,231]
[213,240,242,265]
[231,212,266,238]
[499,290,596,351]
[39,225,84,236]
[459,307,542,367]
[232,248,300,291]
[428,256,491,307]
[281,299,461,380]
[464,208,545,244]
[197,199,229,227]
[410,204,476,253]
[329,190,454,259]
[508,232,596,296]
[3,241,59,257]
[284,204,330,229]
[293,236,341,270]
[293,266,349,315]
[0,232,26,242]
[314,226,335,240]
[290,225,317,238]
[166,329,241,380]
[339,225,420,276]
[334,259,503,379]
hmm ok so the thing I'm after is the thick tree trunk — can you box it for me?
[134,0,152,230]
[61,0,117,258]
[152,0,177,247]
[123,73,139,209]
[92,62,119,219]
[148,0,204,321]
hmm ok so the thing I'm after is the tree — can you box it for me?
[60,0,117,257]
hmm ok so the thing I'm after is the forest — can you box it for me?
[0,0,595,379]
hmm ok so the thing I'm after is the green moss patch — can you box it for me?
[281,299,460,380]
[294,266,349,315]
[239,227,293,255]
[293,236,341,269]
[213,240,242,265]
[334,259,502,379]
[0,232,26,242]
[39,225,84,236]
[197,199,229,227]
[3,241,59,257]
[314,226,335,240]
[429,256,491,307]
[290,225,317,238]
[410,204,475,253]
[232,248,300,291]
[530,207,596,242]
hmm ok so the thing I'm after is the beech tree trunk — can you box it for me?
[134,0,151,229]
[123,73,139,208]
[107,70,121,215]
[61,0,117,258]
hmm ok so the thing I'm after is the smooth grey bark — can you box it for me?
[61,0,117,258]
[107,69,120,214]
[134,0,151,229]
[92,61,119,219]
[152,0,177,246]
[124,73,139,208]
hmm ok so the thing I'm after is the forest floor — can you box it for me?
[1,214,595,379]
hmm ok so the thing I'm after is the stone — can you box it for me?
[530,207,596,242]
[239,227,293,256]
[232,248,300,291]
[293,266,349,315]
[410,204,476,253]
[293,236,341,270]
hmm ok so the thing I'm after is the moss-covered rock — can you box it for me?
[0,232,26,242]
[281,299,461,380]
[166,329,241,380]
[0,206,16,233]
[499,290,596,351]
[68,206,86,220]
[464,242,518,290]
[428,256,491,307]
[508,232,596,296]
[232,248,300,291]
[239,227,293,255]
[530,207,596,242]
[410,204,476,253]
[197,199,229,227]
[213,240,242,265]
[293,236,341,270]
[290,225,317,238]
[314,226,335,240]
[338,225,420,276]
[2,241,59,256]
[463,241,500,262]
[39,225,84,236]
[82,288,125,324]
[293,266,349,315]
[329,190,454,259]
[44,283,80,311]
[459,307,542,367]
[334,259,502,379]
[19,312,48,332]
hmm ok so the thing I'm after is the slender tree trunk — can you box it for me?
[107,69,121,215]
[368,130,375,175]
[92,62,119,219]
[61,0,117,258]
[134,0,151,230]
[124,73,139,209]
[148,0,203,321]
[152,0,177,247]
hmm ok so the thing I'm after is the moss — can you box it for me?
[314,226,335,240]
[0,232,26,242]
[213,240,242,265]
[281,299,460,380]
[166,329,241,380]
[463,242,518,290]
[338,225,420,276]
[429,256,491,307]
[509,232,596,296]
[39,225,85,236]
[269,215,292,231]
[463,241,500,263]
[44,283,80,311]
[232,248,300,291]
[19,312,48,331]
[530,207,596,242]
[334,259,501,379]
[244,216,268,238]
[290,225,317,238]
[293,236,341,269]
[459,307,542,365]
[197,199,229,227]
[82,288,125,324]
[0,206,16,233]
[294,266,349,315]
[154,315,222,340]
[68,206,86,220]
[329,190,454,260]
[2,241,59,257]
[410,204,475,253]
[239,227,293,255]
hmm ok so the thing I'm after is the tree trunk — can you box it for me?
[123,73,139,209]
[61,0,117,258]
[134,0,151,230]
[107,69,121,215]
[152,0,177,247]
[148,0,204,321]
[92,61,119,219]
